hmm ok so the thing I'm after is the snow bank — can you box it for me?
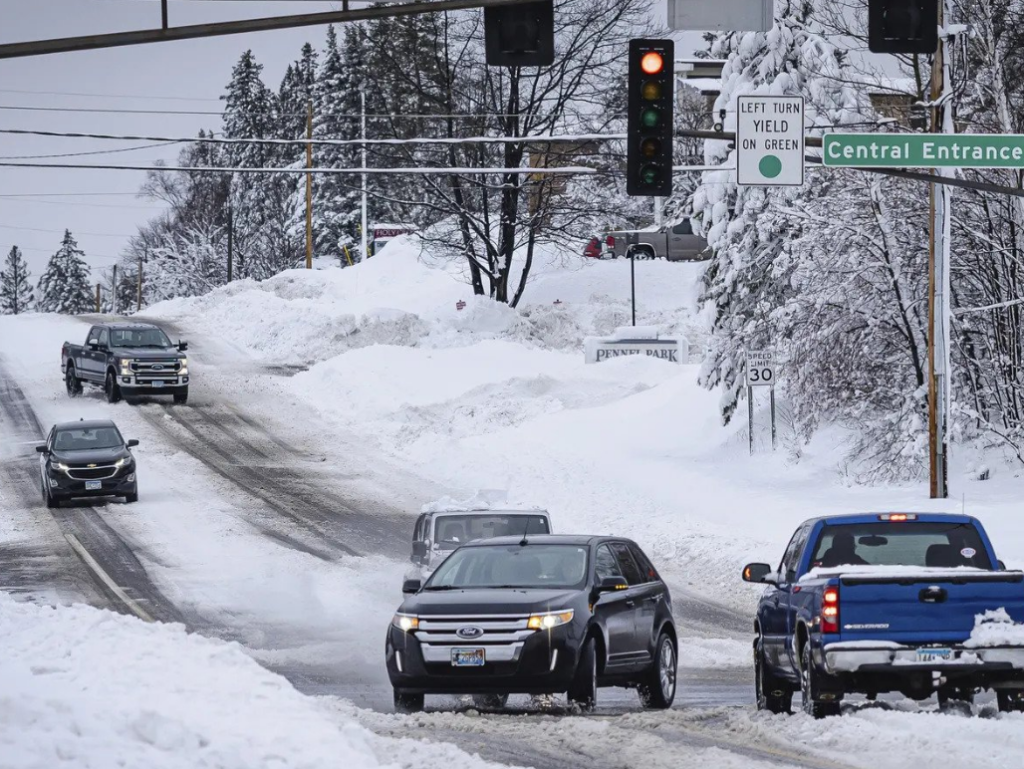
[421,490,546,514]
[965,608,1024,648]
[0,593,498,769]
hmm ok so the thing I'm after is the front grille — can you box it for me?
[67,466,117,480]
[131,359,181,380]
[415,614,535,664]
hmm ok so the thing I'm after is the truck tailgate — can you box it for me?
[838,571,1024,644]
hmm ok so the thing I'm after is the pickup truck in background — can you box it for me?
[62,322,190,405]
[604,220,711,262]
[743,513,1024,717]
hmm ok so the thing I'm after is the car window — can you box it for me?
[595,544,621,581]
[53,426,124,451]
[426,544,589,589]
[432,514,549,548]
[672,221,693,235]
[87,327,100,345]
[809,522,993,570]
[610,542,645,585]
[778,526,810,582]
[413,514,426,541]
[97,328,109,347]
[629,544,660,583]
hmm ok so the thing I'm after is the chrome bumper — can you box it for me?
[823,643,1024,673]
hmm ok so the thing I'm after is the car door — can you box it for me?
[624,542,667,658]
[92,327,110,380]
[39,426,54,482]
[761,527,807,668]
[593,543,641,671]
[80,326,100,379]
[783,524,814,671]
[667,221,707,261]
[608,542,652,669]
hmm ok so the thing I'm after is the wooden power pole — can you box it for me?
[306,99,314,269]
[111,264,118,315]
[226,204,233,282]
[95,283,101,313]
[137,255,143,312]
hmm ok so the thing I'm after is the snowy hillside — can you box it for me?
[145,243,1024,605]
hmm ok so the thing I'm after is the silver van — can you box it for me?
[411,509,553,572]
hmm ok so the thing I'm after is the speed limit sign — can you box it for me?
[746,350,776,387]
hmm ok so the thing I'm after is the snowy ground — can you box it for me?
[4,240,1024,768]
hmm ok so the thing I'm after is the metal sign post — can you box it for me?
[626,232,639,326]
[745,350,778,455]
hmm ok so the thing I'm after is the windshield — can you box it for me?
[433,514,550,548]
[809,522,992,570]
[54,426,124,451]
[425,544,588,590]
[109,328,172,348]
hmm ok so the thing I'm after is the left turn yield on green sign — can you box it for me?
[736,95,805,187]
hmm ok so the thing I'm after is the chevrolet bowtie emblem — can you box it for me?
[88,464,97,468]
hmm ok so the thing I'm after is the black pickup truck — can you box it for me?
[61,322,190,404]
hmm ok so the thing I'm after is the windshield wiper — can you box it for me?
[423,585,463,591]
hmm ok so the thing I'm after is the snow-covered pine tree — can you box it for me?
[36,230,93,314]
[0,245,34,314]
[692,0,869,424]
[303,24,364,264]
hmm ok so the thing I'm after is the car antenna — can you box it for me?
[519,516,530,547]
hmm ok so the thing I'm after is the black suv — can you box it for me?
[37,419,139,507]
[385,535,677,713]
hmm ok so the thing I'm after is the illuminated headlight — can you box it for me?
[392,614,419,632]
[527,610,574,630]
[119,358,132,374]
[55,462,70,472]
[179,358,188,376]
[114,457,132,469]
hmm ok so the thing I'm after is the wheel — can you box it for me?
[42,479,59,509]
[800,643,841,719]
[639,632,677,709]
[568,636,598,712]
[65,366,82,398]
[124,491,139,504]
[104,370,121,404]
[997,690,1024,713]
[472,694,509,710]
[173,388,188,405]
[393,690,424,713]
[755,639,793,714]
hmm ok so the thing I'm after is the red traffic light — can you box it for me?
[640,51,664,75]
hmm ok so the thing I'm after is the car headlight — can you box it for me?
[55,462,70,472]
[114,457,132,469]
[179,358,188,375]
[392,614,419,632]
[527,610,574,630]
[119,358,132,373]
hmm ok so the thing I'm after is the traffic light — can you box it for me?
[627,39,674,198]
[484,1,554,67]
[868,0,938,54]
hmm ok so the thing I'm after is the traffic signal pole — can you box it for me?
[928,0,954,499]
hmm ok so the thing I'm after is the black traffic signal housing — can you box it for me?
[627,39,674,198]
[868,0,938,54]
[484,1,554,67]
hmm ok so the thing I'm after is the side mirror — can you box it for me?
[178,341,188,352]
[412,541,427,558]
[88,341,99,350]
[127,439,140,448]
[742,563,775,584]
[595,576,628,594]
[35,445,47,453]
[402,579,422,595]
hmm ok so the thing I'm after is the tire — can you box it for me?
[568,636,598,713]
[472,694,509,710]
[997,690,1024,713]
[42,479,59,509]
[393,690,424,714]
[938,686,975,711]
[124,491,139,504]
[173,388,188,405]
[755,639,793,714]
[65,366,82,398]
[104,370,121,404]
[800,643,841,719]
[638,631,677,709]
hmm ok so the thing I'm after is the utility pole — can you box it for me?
[95,283,101,313]
[305,99,313,269]
[226,204,234,282]
[137,255,143,313]
[111,263,117,315]
[360,89,369,262]
[654,196,663,229]
[928,0,954,500]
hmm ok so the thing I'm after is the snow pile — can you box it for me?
[965,608,1024,648]
[0,593,495,769]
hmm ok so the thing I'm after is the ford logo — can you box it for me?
[456,626,484,639]
[152,365,164,371]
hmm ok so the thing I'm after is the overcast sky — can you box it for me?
[0,1,746,280]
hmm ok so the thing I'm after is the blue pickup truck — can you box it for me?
[742,513,1024,717]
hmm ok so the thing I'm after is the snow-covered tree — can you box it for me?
[146,224,228,302]
[0,245,34,314]
[692,0,870,424]
[36,230,93,314]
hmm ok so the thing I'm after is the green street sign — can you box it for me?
[823,133,1024,169]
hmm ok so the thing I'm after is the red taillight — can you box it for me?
[606,235,616,248]
[821,586,840,633]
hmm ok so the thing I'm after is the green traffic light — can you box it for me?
[640,163,661,185]
[641,107,661,129]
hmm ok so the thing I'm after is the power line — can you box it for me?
[17,245,123,261]
[0,87,220,103]
[0,104,567,119]
[0,222,136,238]
[0,141,183,161]
[0,195,163,210]
[0,160,599,175]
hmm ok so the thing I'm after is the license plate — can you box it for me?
[85,480,102,491]
[451,648,485,667]
[152,380,164,387]
[917,648,953,663]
